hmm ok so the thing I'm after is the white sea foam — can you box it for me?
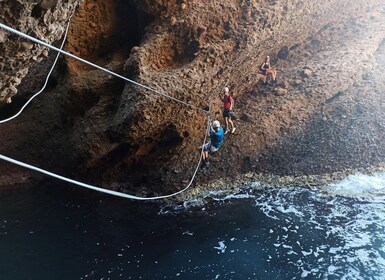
[301,249,313,256]
[277,205,303,216]
[287,250,298,255]
[324,173,385,198]
[249,173,385,279]
[158,171,385,278]
[214,241,226,253]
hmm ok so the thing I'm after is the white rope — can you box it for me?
[0,20,71,124]
[0,21,212,200]
[0,22,208,114]
[0,117,210,200]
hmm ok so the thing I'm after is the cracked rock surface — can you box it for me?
[0,0,385,195]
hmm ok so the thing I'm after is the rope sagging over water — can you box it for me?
[0,116,209,200]
[0,21,212,200]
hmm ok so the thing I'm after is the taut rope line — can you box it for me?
[0,22,209,114]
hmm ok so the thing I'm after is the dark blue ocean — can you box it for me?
[1,173,385,280]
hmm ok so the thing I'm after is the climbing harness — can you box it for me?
[0,21,212,200]
[0,23,209,114]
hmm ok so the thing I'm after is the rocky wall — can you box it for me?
[0,0,80,103]
[0,0,384,193]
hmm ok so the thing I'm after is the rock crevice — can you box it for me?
[1,0,385,193]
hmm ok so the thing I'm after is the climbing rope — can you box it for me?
[0,20,71,124]
[0,118,210,200]
[0,23,209,114]
[0,21,213,200]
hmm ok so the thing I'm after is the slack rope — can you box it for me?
[0,20,71,124]
[0,116,209,200]
[0,20,213,200]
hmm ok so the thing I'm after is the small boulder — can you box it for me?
[293,79,303,86]
[240,113,252,122]
[282,81,290,88]
[21,41,34,50]
[170,16,177,26]
[40,0,59,10]
[275,87,287,95]
[277,46,289,60]
[300,69,313,78]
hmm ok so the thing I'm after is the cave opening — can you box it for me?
[98,0,154,59]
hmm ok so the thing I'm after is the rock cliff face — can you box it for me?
[1,0,385,195]
[0,0,80,103]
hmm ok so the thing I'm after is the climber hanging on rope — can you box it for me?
[200,120,224,167]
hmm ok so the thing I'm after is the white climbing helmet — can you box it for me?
[213,120,220,128]
[224,87,229,93]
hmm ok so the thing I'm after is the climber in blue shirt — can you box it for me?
[201,120,224,167]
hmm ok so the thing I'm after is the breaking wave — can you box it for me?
[160,172,385,279]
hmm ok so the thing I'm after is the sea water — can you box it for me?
[0,173,385,279]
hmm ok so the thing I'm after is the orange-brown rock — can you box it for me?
[1,0,385,196]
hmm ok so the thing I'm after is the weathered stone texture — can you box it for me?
[1,0,385,192]
[0,0,80,103]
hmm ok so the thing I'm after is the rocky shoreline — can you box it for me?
[169,164,385,204]
[1,1,385,193]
